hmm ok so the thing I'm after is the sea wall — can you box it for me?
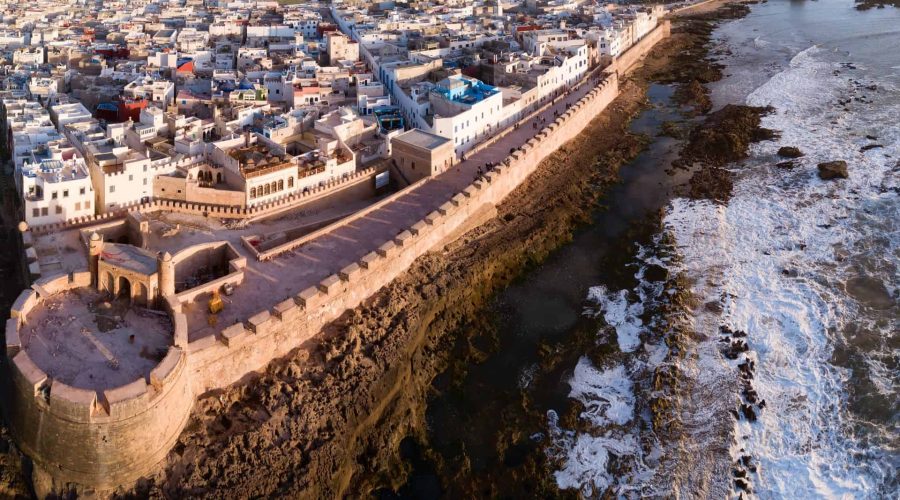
[186,64,625,394]
[2,274,194,492]
[610,20,672,76]
[1,22,668,492]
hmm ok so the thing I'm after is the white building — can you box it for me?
[427,75,504,157]
[49,102,93,132]
[124,77,175,108]
[21,156,95,225]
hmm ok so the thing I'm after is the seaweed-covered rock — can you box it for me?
[777,146,804,158]
[817,161,849,180]
[678,105,777,202]
[678,104,777,169]
[688,167,733,203]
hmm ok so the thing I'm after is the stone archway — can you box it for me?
[105,272,115,295]
[117,276,131,301]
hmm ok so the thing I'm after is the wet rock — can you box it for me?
[744,388,759,404]
[740,404,757,422]
[678,105,778,202]
[704,300,723,313]
[688,166,733,203]
[643,263,669,282]
[777,146,804,158]
[817,161,849,180]
[860,143,883,152]
[724,339,750,359]
[674,79,713,114]
[658,120,685,139]
[776,160,796,169]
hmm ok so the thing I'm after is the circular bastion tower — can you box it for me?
[2,262,194,495]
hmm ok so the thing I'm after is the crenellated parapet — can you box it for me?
[2,21,670,494]
[2,274,193,494]
[27,165,384,236]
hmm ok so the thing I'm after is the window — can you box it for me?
[41,207,48,216]
[250,187,256,198]
[288,176,293,188]
[143,178,148,185]
[32,208,39,217]
[264,185,270,195]
[51,191,58,199]
[143,165,148,172]
[75,202,81,210]
[129,174,133,181]
[63,190,69,198]
[277,179,283,191]
[85,200,91,209]
[80,187,85,195]
[110,185,115,193]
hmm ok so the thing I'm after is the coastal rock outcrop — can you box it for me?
[677,104,777,202]
[777,146,804,158]
[678,104,777,169]
[817,160,849,180]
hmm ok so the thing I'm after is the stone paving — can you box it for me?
[188,67,611,341]
[21,288,172,390]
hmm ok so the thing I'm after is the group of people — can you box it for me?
[473,161,501,182]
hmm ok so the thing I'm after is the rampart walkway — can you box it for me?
[188,63,614,341]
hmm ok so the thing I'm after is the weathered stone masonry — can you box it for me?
[1,21,669,492]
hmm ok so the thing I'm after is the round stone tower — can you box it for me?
[158,251,175,300]
[88,233,103,286]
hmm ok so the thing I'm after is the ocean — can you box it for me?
[552,0,898,497]
[392,1,898,497]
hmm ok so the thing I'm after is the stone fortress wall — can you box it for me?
[2,21,669,493]
[186,69,625,394]
[4,273,193,491]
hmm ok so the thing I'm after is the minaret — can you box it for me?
[88,232,103,287]
[158,251,175,301]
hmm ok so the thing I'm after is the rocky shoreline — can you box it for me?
[131,70,651,499]
[140,4,765,493]
[0,4,761,499]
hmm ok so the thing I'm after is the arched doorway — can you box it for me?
[117,276,131,301]
[216,172,223,184]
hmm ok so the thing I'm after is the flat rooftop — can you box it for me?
[230,144,294,175]
[100,243,158,275]
[394,129,452,151]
